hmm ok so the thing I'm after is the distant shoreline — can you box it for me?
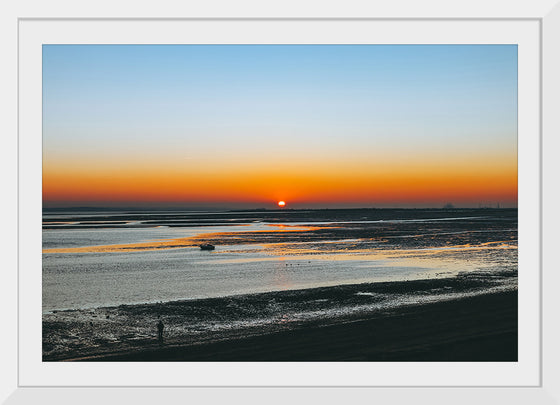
[57,290,517,362]
[42,206,519,213]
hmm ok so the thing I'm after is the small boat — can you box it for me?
[199,244,215,251]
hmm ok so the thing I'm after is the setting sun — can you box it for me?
[278,201,286,207]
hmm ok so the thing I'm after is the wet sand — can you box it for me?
[70,290,516,362]
[43,209,517,362]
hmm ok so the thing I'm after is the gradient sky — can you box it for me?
[43,45,517,209]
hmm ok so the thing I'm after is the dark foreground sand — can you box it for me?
[76,291,516,362]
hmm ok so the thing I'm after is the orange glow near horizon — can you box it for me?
[42,148,518,207]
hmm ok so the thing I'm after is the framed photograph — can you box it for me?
[5,0,559,403]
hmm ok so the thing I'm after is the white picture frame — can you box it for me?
[3,0,559,403]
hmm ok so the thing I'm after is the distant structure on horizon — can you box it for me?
[442,203,455,209]
[478,202,501,209]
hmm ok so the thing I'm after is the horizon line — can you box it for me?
[42,205,518,212]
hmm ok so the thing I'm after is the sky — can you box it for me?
[42,44,518,209]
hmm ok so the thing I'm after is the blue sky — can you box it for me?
[42,44,518,208]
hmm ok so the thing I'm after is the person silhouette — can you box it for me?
[157,319,164,343]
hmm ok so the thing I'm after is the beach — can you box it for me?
[43,272,517,362]
[42,208,518,362]
[93,291,517,362]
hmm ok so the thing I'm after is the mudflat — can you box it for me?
[75,290,517,362]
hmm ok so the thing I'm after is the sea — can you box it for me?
[42,208,518,313]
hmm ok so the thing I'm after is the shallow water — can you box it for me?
[42,208,517,313]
